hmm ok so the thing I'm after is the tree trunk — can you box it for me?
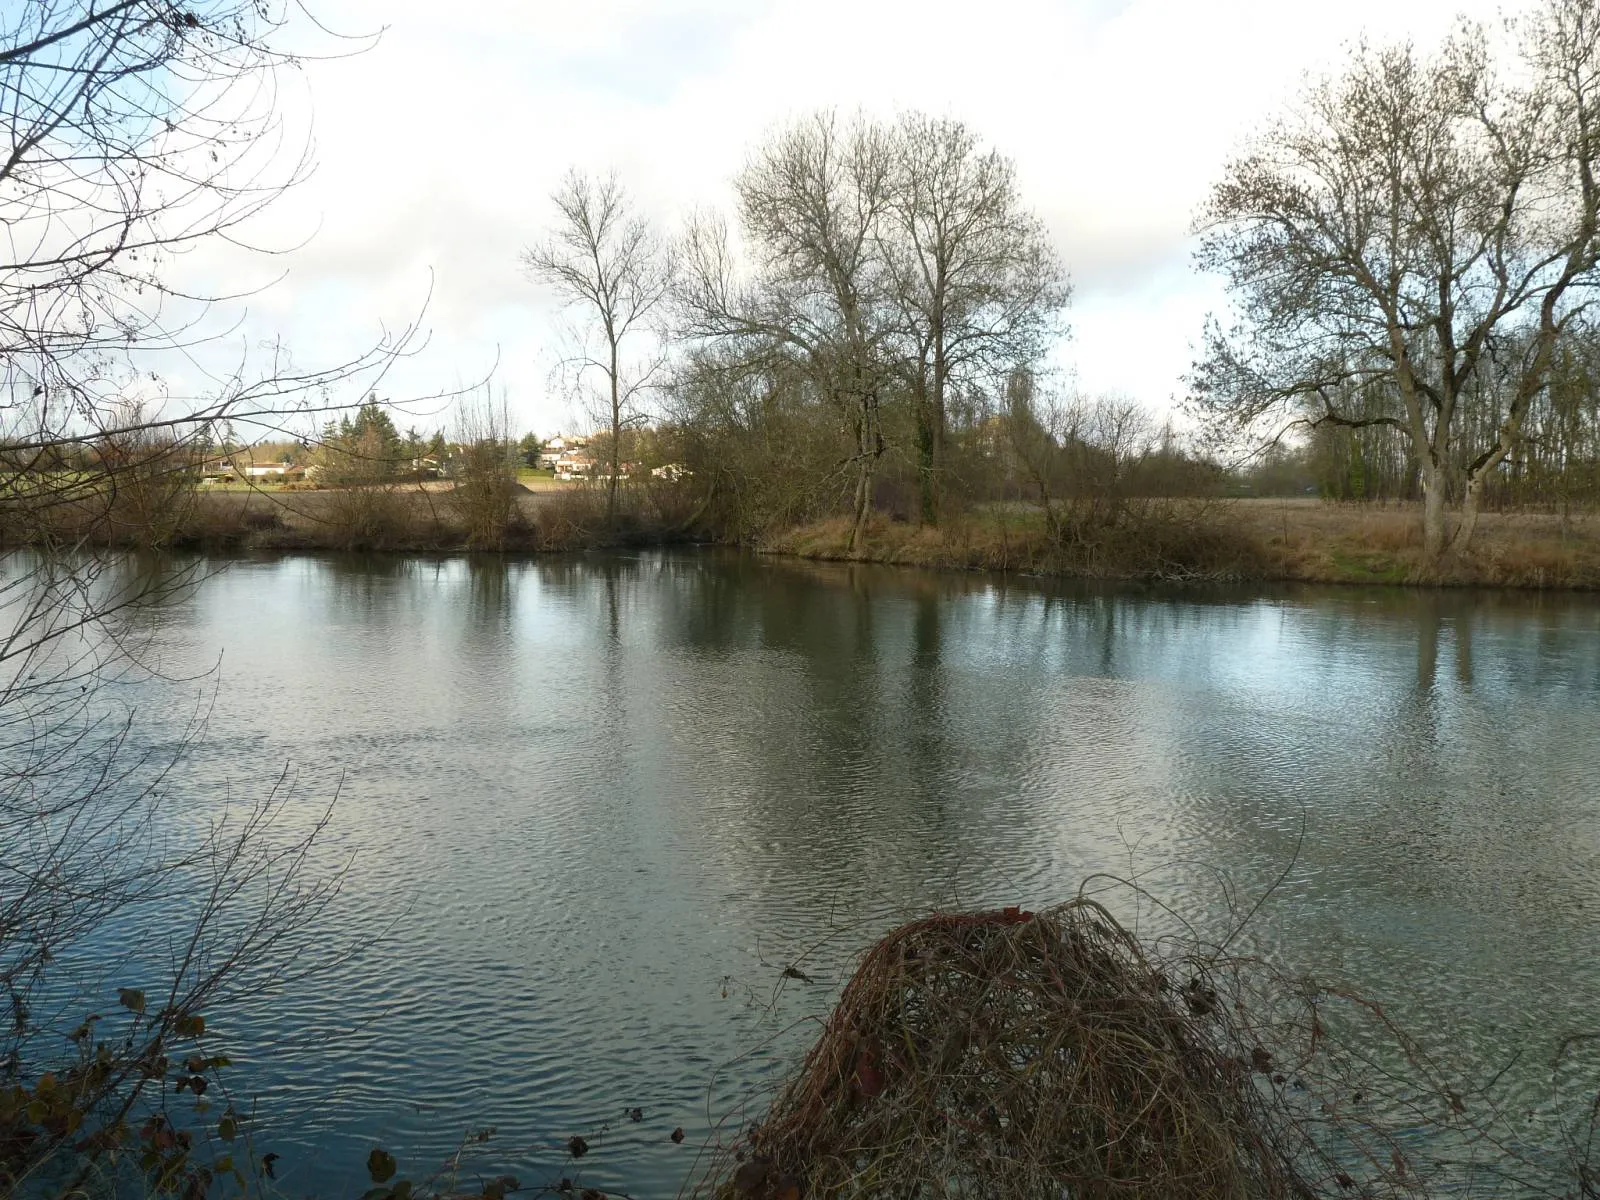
[914,379,935,526]
[1420,462,1448,564]
[928,341,948,525]
[847,393,882,553]
[607,343,620,528]
[1458,471,1487,552]
[850,455,873,552]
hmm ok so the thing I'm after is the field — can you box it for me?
[766,498,1600,589]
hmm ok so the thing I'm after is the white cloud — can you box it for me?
[171,0,1529,435]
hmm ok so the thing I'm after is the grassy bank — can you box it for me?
[765,498,1600,589]
[13,484,1600,589]
[1,482,695,554]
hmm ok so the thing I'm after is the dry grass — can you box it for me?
[767,515,1052,573]
[768,500,1600,590]
[1233,499,1600,588]
[767,502,1267,583]
[1,482,695,554]
[13,483,1600,589]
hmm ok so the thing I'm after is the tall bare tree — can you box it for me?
[884,114,1068,524]
[1193,0,1600,563]
[523,170,670,526]
[678,112,897,550]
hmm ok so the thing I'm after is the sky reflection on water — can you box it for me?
[48,550,1600,1197]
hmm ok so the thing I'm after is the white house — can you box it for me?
[555,451,596,480]
[244,462,302,478]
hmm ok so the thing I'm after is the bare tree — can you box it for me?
[522,170,670,526]
[678,112,898,550]
[884,114,1068,524]
[1193,0,1600,563]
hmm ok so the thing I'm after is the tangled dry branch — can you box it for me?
[690,899,1594,1200]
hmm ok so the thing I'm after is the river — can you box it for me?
[19,549,1600,1196]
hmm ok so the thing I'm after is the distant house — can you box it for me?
[244,462,305,480]
[651,463,690,482]
[540,433,591,471]
[554,450,595,480]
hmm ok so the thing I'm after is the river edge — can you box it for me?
[761,500,1600,591]
[9,490,1600,591]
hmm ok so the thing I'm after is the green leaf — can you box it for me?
[218,1117,237,1142]
[367,1147,397,1184]
[118,988,146,1014]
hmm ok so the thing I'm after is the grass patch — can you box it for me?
[766,499,1600,590]
[1325,548,1411,584]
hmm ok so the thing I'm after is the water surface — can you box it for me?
[50,551,1600,1195]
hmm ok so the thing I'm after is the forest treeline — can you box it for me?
[9,1,1600,578]
[510,0,1600,572]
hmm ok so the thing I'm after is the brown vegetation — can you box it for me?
[0,481,699,555]
[766,501,1266,583]
[768,499,1600,590]
[1233,499,1600,589]
[691,899,1585,1199]
[12,469,1598,590]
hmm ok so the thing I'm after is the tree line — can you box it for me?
[526,111,1071,545]
[521,0,1600,567]
[1191,0,1600,556]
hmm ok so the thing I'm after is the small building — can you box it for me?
[555,451,596,480]
[244,462,305,480]
[539,433,591,471]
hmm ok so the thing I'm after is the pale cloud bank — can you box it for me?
[177,0,1524,436]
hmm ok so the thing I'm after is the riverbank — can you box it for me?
[10,487,1600,589]
[2,483,692,554]
[763,499,1600,589]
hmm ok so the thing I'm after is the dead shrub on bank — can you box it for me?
[691,898,1595,1200]
[528,481,690,550]
[310,484,418,550]
[446,388,523,549]
[1002,390,1262,581]
[1041,495,1265,581]
[1,410,206,550]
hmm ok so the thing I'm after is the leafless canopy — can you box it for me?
[522,169,670,524]
[884,113,1068,522]
[673,110,1066,545]
[0,9,405,1191]
[1193,0,1600,559]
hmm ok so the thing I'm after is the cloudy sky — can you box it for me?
[181,0,1525,438]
